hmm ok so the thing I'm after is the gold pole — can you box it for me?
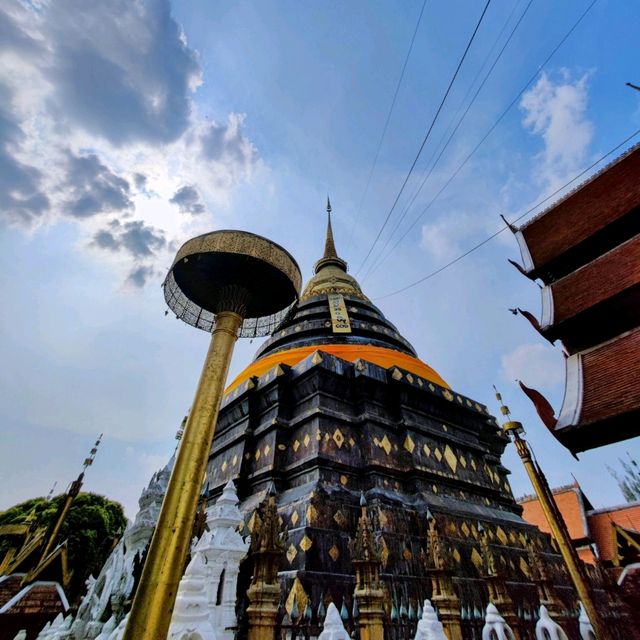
[123,310,243,640]
[495,392,610,640]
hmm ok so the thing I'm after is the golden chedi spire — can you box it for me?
[313,196,348,274]
[304,198,366,301]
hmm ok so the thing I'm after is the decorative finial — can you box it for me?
[314,197,347,274]
[83,433,102,470]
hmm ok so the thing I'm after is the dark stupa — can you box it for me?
[204,204,607,639]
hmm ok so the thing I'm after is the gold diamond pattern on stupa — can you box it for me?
[303,434,311,447]
[404,435,415,453]
[443,389,454,401]
[406,373,414,383]
[378,507,388,528]
[423,444,431,457]
[255,449,261,461]
[334,510,347,528]
[291,510,299,526]
[471,548,483,570]
[496,527,508,545]
[429,383,435,392]
[434,448,442,462]
[311,351,323,364]
[459,456,467,468]
[333,429,345,448]
[391,368,403,381]
[221,460,228,472]
[285,578,309,616]
[452,548,461,563]
[402,548,412,560]
[519,556,530,577]
[232,454,238,466]
[248,511,257,532]
[443,445,457,473]
[348,436,355,447]
[264,444,270,456]
[519,533,527,547]
[471,458,477,470]
[461,522,470,537]
[328,545,340,562]
[306,504,317,524]
[300,535,313,552]
[340,475,348,485]
[287,544,297,563]
[293,439,300,452]
[380,435,392,455]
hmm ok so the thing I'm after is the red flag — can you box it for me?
[519,380,557,431]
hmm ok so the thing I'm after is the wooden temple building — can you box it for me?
[202,209,631,639]
[513,143,640,454]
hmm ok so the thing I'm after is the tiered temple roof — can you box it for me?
[514,143,640,453]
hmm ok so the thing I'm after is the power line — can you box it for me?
[364,0,598,277]
[362,0,534,283]
[374,128,640,301]
[346,0,429,254]
[355,0,493,276]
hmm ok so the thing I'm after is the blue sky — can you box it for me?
[1,0,638,518]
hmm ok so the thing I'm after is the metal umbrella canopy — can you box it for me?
[125,229,301,640]
[163,230,302,336]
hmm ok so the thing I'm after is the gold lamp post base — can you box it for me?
[124,311,242,639]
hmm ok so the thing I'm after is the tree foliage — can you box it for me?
[0,492,127,600]
[608,453,640,503]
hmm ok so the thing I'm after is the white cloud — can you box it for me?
[420,217,464,262]
[0,0,260,284]
[501,342,564,390]
[520,70,594,190]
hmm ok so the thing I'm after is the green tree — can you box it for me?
[608,452,640,503]
[0,492,127,601]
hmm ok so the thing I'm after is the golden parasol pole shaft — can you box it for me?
[123,310,243,640]
[510,433,610,640]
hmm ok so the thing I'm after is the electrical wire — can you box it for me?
[355,0,493,276]
[366,0,599,278]
[362,0,533,283]
[345,0,429,254]
[374,128,640,301]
